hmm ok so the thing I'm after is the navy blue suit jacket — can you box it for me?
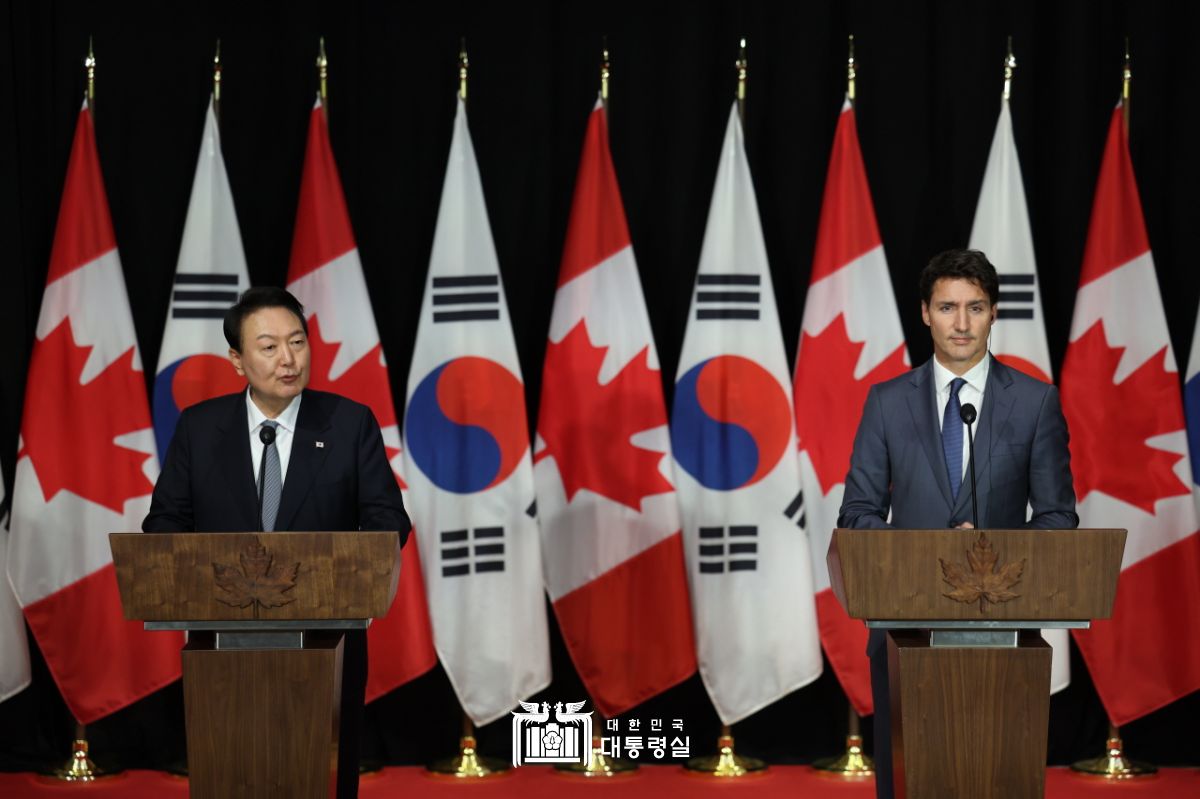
[837,356,1078,654]
[143,389,410,540]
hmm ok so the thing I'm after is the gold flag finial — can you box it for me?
[847,34,856,103]
[735,37,747,119]
[1003,36,1016,101]
[317,36,328,105]
[213,39,222,110]
[85,36,96,106]
[1122,37,1131,131]
[600,37,610,104]
[458,38,468,101]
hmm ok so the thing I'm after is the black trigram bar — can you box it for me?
[433,292,500,306]
[783,489,805,528]
[475,561,505,573]
[999,291,1033,304]
[525,500,537,518]
[729,526,757,537]
[997,309,1034,320]
[175,273,238,285]
[699,562,725,574]
[474,527,503,539]
[698,527,724,538]
[172,308,227,319]
[433,309,501,323]
[475,543,505,556]
[729,561,757,572]
[698,274,761,286]
[173,290,238,303]
[441,546,469,560]
[697,291,761,303]
[699,544,724,557]
[729,542,757,554]
[443,564,470,577]
[697,309,759,320]
[433,275,499,288]
[998,274,1035,285]
[441,529,469,542]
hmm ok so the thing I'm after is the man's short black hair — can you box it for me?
[223,287,308,352]
[919,249,1000,307]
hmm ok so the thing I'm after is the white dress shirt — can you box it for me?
[932,354,989,482]
[247,389,302,489]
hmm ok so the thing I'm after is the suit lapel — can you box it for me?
[276,391,332,531]
[952,356,1016,521]
[905,361,955,510]
[216,393,260,530]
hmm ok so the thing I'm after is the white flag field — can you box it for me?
[672,103,822,724]
[968,96,1069,695]
[403,96,550,725]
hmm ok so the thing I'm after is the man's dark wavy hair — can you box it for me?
[919,249,1000,306]
[223,286,308,352]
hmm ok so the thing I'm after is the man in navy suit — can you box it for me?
[144,286,409,799]
[838,249,1077,799]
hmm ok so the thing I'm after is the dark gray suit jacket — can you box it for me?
[838,355,1078,653]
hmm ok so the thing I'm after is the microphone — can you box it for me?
[259,425,276,446]
[960,403,979,530]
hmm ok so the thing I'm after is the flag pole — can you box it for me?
[458,37,468,103]
[85,36,96,107]
[735,37,747,122]
[212,39,222,119]
[847,34,856,106]
[600,38,610,111]
[1070,723,1156,777]
[1003,35,1015,101]
[316,36,328,108]
[1121,37,1131,133]
[555,710,637,776]
[428,710,509,778]
[812,703,875,775]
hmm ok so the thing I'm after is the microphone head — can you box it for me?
[259,425,277,445]
[960,403,977,425]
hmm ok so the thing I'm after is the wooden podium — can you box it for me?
[827,528,1125,799]
[110,531,401,799]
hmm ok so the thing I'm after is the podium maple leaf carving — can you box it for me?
[213,539,300,612]
[938,533,1025,612]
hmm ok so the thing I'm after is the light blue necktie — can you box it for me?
[942,378,966,501]
[259,421,281,532]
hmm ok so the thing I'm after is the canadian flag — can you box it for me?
[7,102,182,723]
[793,98,908,716]
[967,96,1070,694]
[1187,306,1200,510]
[152,96,250,458]
[1061,102,1200,726]
[672,103,822,724]
[534,98,696,717]
[2,463,31,703]
[287,98,436,700]
[403,97,550,725]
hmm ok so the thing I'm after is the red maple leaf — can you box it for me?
[18,320,155,513]
[793,314,908,494]
[1062,322,1190,513]
[535,321,674,510]
[304,314,400,462]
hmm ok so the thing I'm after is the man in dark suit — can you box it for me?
[144,286,409,799]
[837,249,1077,799]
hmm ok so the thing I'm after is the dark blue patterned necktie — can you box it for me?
[943,377,966,501]
[260,421,281,532]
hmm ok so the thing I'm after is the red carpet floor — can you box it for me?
[1,765,1197,797]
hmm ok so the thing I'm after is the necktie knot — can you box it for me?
[949,377,966,397]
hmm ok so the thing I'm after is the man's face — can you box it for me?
[228,306,310,412]
[921,277,996,374]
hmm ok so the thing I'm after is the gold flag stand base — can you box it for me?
[556,735,637,777]
[684,728,766,778]
[428,734,510,779]
[52,738,103,782]
[812,734,874,776]
[1070,733,1157,779]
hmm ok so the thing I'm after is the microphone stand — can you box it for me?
[960,404,979,529]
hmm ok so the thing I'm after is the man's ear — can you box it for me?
[921,301,931,327]
[228,348,245,376]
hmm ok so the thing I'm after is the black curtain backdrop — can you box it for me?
[2,0,1198,773]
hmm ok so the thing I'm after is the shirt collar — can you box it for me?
[245,388,302,435]
[932,353,990,395]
